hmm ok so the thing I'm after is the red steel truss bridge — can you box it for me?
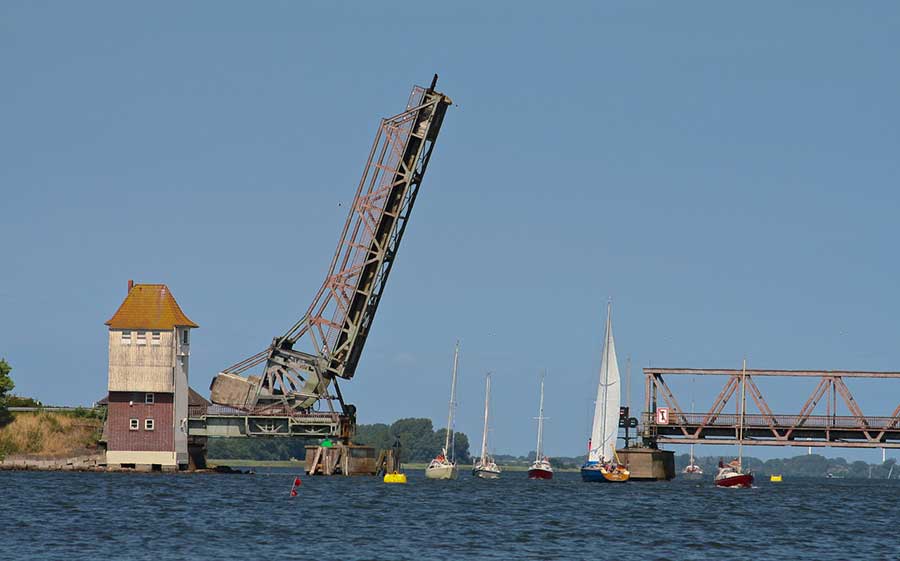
[643,367,900,449]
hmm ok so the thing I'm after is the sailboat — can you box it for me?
[425,341,460,480]
[473,373,501,479]
[714,359,754,488]
[682,443,704,478]
[528,372,553,480]
[581,301,630,483]
[683,391,703,477]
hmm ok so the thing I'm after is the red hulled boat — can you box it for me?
[527,373,554,480]
[714,459,754,488]
[714,361,754,489]
[528,457,554,480]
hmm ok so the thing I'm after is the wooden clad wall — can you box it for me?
[108,329,175,392]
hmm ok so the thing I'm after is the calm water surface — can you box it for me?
[2,469,898,560]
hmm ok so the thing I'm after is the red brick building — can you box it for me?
[105,281,197,469]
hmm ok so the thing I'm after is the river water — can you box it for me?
[1,469,897,560]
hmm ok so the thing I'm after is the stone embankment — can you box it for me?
[0,452,106,471]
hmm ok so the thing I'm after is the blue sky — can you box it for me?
[2,2,899,460]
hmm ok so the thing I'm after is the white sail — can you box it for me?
[589,302,621,463]
[479,373,492,463]
[535,372,546,460]
[442,341,459,460]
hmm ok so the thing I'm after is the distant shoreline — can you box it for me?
[207,458,581,473]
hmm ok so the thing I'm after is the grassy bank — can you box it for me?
[0,411,103,459]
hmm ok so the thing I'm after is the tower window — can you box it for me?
[151,331,161,345]
[145,419,155,431]
[122,331,132,345]
[182,330,189,346]
[144,393,155,405]
[136,331,146,345]
[129,418,139,430]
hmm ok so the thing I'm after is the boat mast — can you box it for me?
[599,301,612,462]
[443,341,460,460]
[535,371,546,460]
[738,358,747,466]
[480,373,492,463]
[689,378,695,466]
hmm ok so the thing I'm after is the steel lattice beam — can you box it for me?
[643,367,900,448]
[211,77,452,420]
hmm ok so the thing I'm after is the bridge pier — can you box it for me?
[304,443,377,476]
[188,436,207,470]
[618,447,675,481]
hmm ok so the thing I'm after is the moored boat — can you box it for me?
[473,460,501,479]
[682,444,704,478]
[425,342,460,481]
[527,372,554,480]
[581,301,630,483]
[473,372,502,480]
[714,359,754,489]
[528,458,554,480]
[682,390,704,479]
[582,461,631,482]
[714,460,754,488]
[425,455,458,480]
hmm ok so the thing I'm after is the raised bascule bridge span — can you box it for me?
[184,77,453,475]
[643,367,900,449]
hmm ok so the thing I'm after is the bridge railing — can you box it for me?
[645,412,900,430]
[189,404,341,419]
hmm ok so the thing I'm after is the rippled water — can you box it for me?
[2,469,898,560]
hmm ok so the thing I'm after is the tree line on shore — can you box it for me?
[208,417,471,463]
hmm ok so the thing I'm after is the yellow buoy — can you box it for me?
[770,474,783,482]
[383,472,407,484]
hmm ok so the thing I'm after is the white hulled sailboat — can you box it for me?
[683,443,704,478]
[425,342,460,480]
[581,301,630,483]
[683,392,703,477]
[473,373,501,479]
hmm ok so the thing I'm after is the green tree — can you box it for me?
[354,423,393,451]
[0,358,14,427]
[451,430,471,464]
[353,418,471,463]
[391,418,438,462]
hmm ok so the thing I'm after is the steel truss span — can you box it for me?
[209,77,452,426]
[643,368,900,449]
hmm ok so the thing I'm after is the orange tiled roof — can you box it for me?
[105,284,198,330]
